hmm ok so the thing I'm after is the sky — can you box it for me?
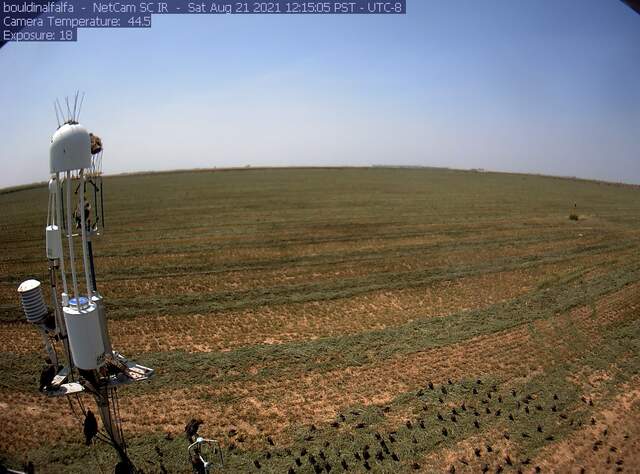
[0,1,639,188]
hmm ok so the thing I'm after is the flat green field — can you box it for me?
[1,167,639,472]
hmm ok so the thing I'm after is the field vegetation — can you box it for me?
[0,167,639,472]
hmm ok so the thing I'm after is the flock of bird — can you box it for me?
[230,377,630,473]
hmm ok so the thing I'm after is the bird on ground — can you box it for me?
[474,448,481,457]
[486,445,493,453]
[341,459,348,470]
[474,420,480,429]
[253,459,261,469]
[442,427,448,437]
[428,381,434,390]
[391,453,400,462]
[83,410,98,446]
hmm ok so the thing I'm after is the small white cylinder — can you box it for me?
[46,225,63,260]
[63,301,105,370]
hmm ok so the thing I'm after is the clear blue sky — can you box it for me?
[1,1,639,188]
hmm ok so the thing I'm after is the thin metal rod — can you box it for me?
[66,171,80,309]
[56,99,65,123]
[72,91,79,122]
[54,102,61,127]
[65,97,72,123]
[77,92,85,122]
[79,171,93,300]
[54,175,69,295]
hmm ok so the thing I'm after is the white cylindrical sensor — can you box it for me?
[46,225,63,260]
[63,300,106,370]
[18,279,48,324]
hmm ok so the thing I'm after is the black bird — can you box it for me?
[448,379,453,385]
[442,386,448,395]
[498,396,503,403]
[412,435,418,444]
[442,427,448,437]
[428,381,434,390]
[389,434,396,443]
[313,465,323,474]
[39,364,57,392]
[485,407,491,415]
[522,432,530,438]
[310,455,317,465]
[253,459,261,469]
[486,445,493,453]
[503,432,510,440]
[551,405,557,412]
[473,388,478,395]
[591,417,596,425]
[363,450,370,461]
[536,404,543,411]
[325,463,332,472]
[474,420,480,429]
[412,463,421,470]
[537,425,543,433]
[374,432,382,440]
[354,453,361,461]
[488,393,492,400]
[559,413,568,420]
[419,420,426,429]
[185,418,204,442]
[451,415,457,423]
[545,435,554,441]
[375,451,384,461]
[521,458,530,465]
[439,397,445,404]
[319,451,326,460]
[509,414,515,422]
[363,462,371,471]
[505,455,512,466]
[301,448,308,456]
[288,468,296,474]
[267,436,275,446]
[406,420,413,429]
[474,410,480,417]
[331,421,340,428]
[525,406,530,414]
[265,452,272,460]
[495,409,501,417]
[295,458,302,466]
[477,379,483,385]
[511,389,517,397]
[553,394,559,400]
[474,448,481,457]
[341,459,348,470]
[83,410,98,446]
[391,453,400,462]
[452,408,458,416]
[437,413,444,421]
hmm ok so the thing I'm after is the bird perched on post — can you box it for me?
[185,418,204,442]
[39,363,57,392]
[84,410,98,445]
[90,133,103,155]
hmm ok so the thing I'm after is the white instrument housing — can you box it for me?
[50,123,91,173]
[63,302,106,370]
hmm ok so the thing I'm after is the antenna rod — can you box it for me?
[77,92,85,122]
[65,97,72,123]
[54,102,61,127]
[56,99,65,123]
[72,91,79,122]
